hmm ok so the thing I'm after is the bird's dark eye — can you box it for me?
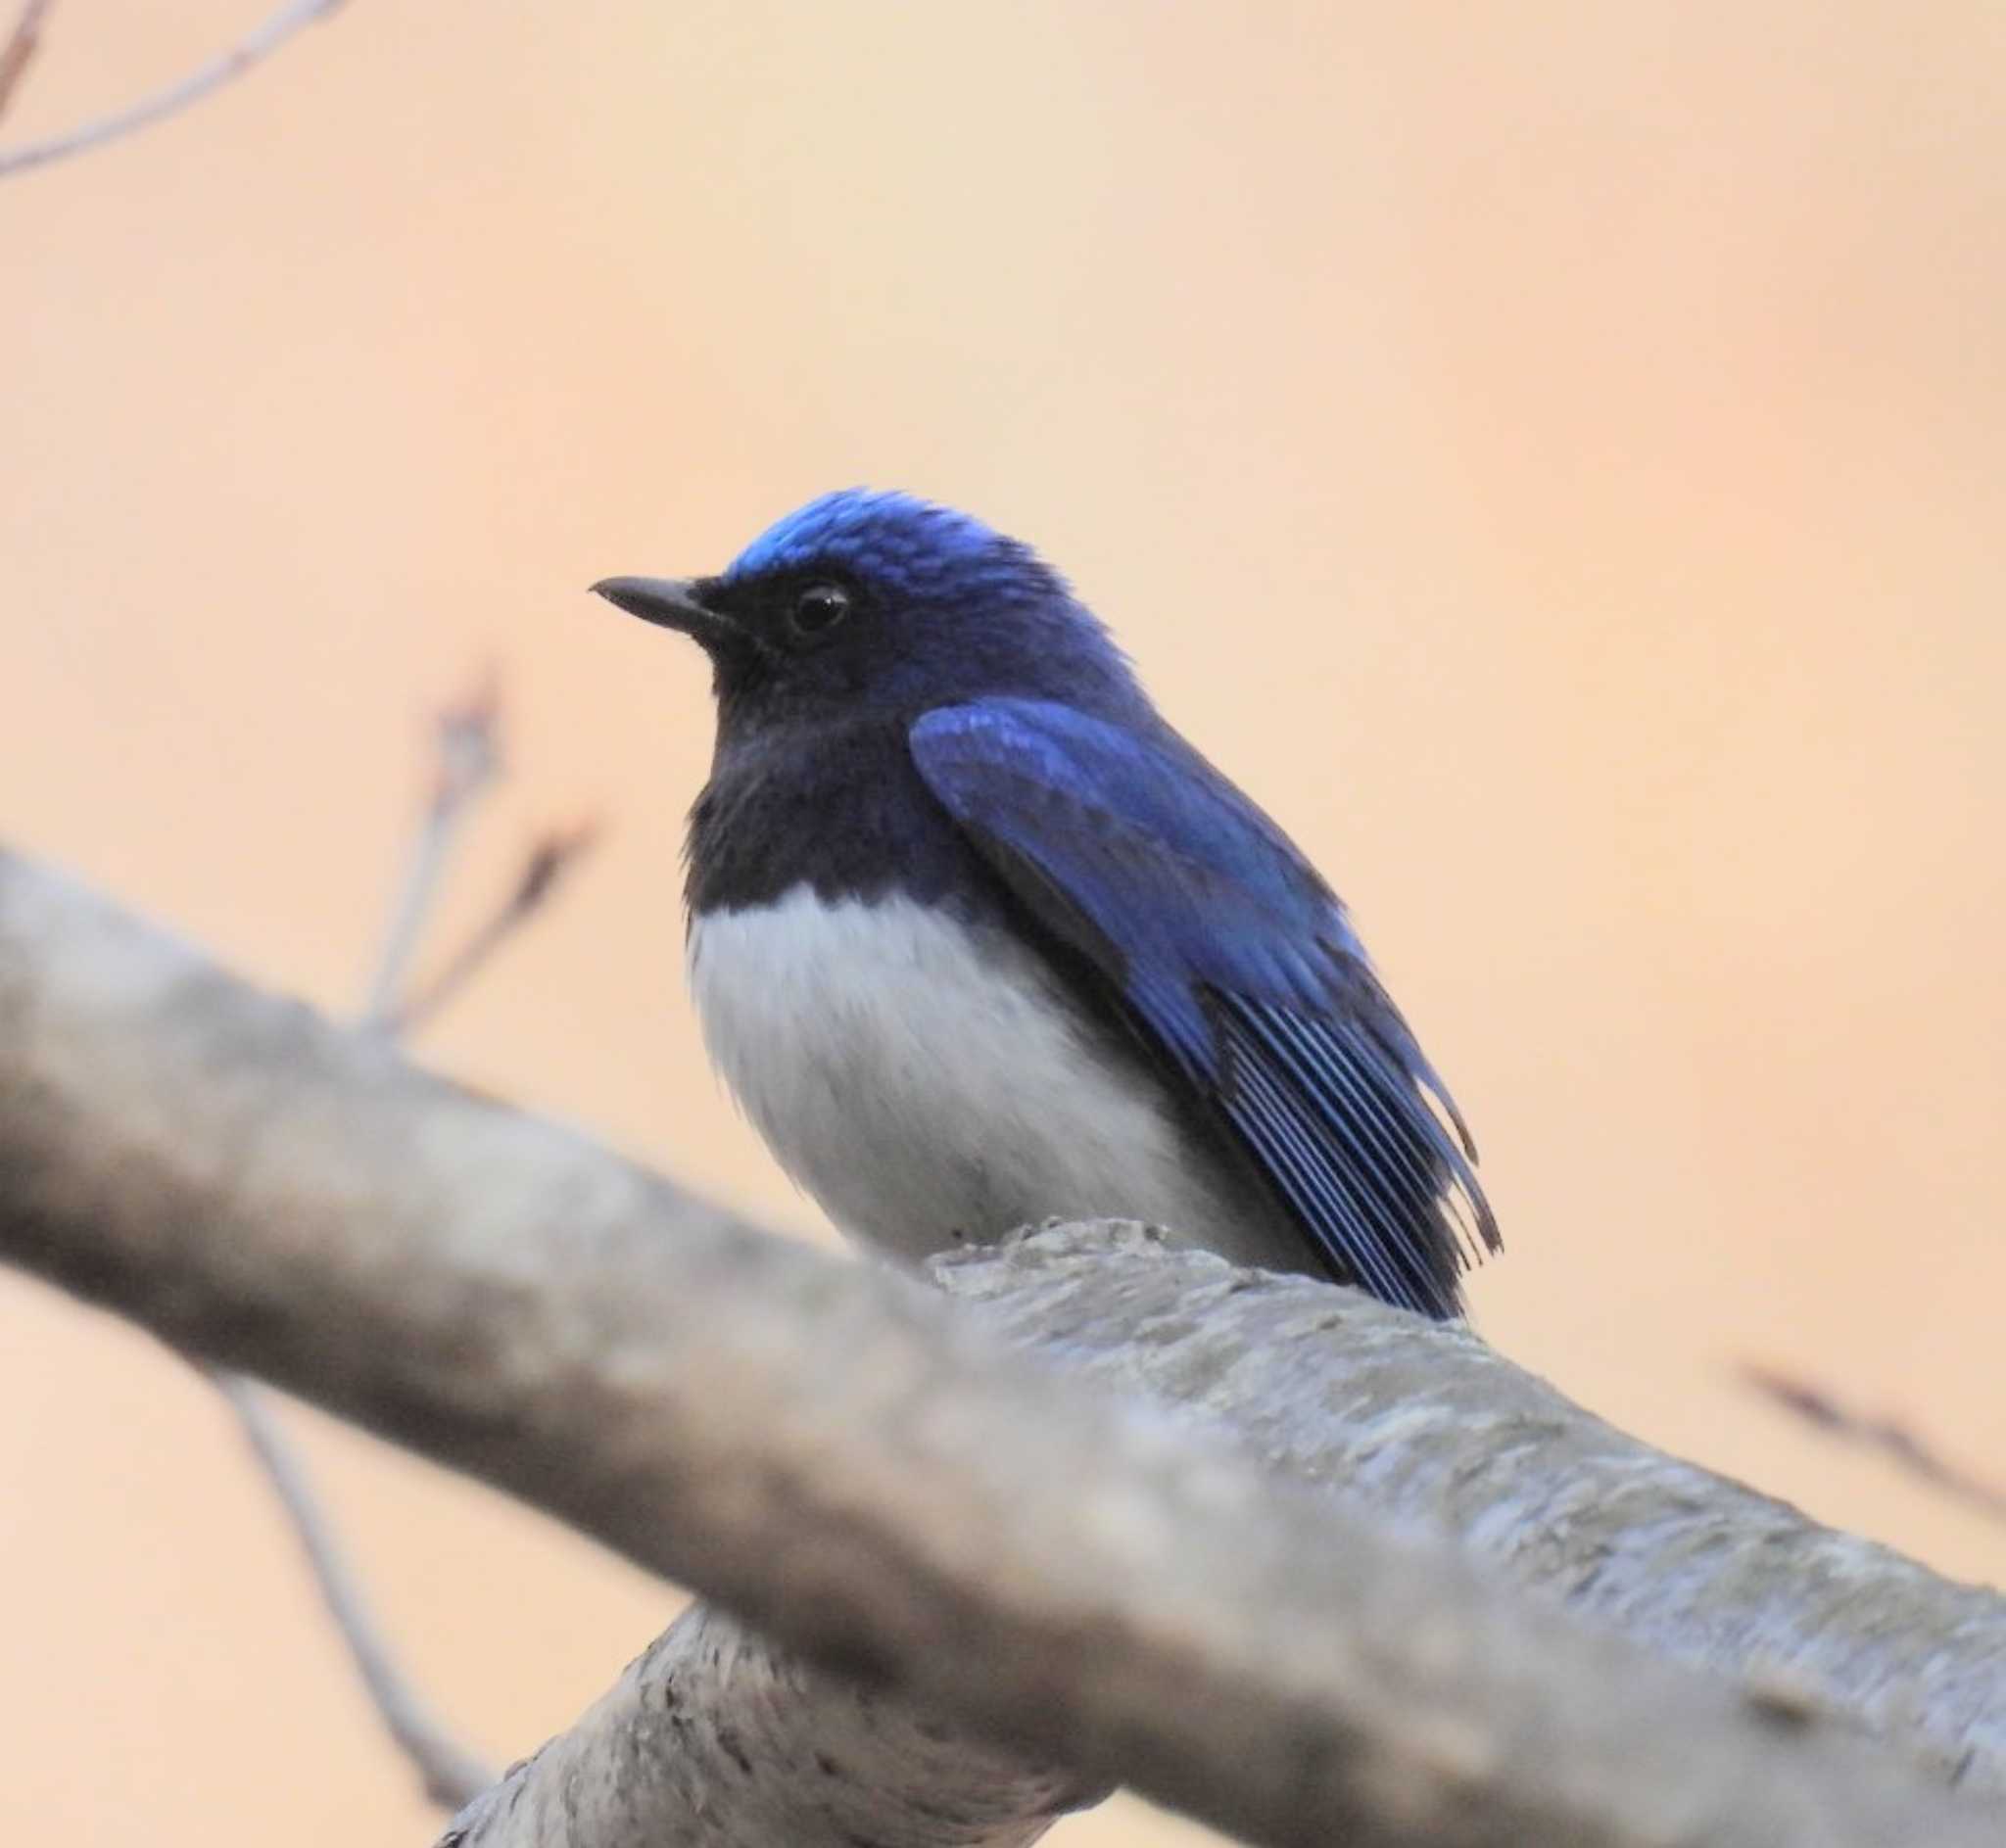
[790,581,852,638]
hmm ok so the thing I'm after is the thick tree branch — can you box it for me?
[1,843,2002,1848]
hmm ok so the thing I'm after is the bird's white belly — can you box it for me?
[687,886,1256,1264]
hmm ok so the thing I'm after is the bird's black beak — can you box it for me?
[590,575,738,650]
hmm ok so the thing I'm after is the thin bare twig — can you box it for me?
[212,678,509,1809]
[391,820,602,1036]
[0,0,56,125]
[1743,1362,2006,1525]
[360,675,504,1029]
[0,0,347,178]
[208,1371,496,1808]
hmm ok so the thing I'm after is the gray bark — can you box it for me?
[441,1604,1092,1848]
[935,1227,2006,1792]
[2,843,2002,1848]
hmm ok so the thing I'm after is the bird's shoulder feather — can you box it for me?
[908,696,1496,1317]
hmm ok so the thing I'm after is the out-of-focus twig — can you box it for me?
[208,1370,496,1808]
[0,0,347,178]
[360,675,504,1030]
[214,677,512,1810]
[1743,1362,2006,1525]
[0,0,55,125]
[390,820,602,1037]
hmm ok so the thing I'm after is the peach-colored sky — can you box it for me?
[3,5,2002,1844]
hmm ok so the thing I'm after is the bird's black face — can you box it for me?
[593,490,1147,743]
[592,565,898,727]
[593,568,862,657]
[698,566,873,661]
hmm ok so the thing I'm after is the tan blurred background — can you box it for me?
[3,2,2002,1841]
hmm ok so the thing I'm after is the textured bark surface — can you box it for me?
[442,1603,1090,1848]
[3,844,2004,1848]
[935,1234,2006,1792]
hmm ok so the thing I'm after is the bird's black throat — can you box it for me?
[685,715,998,919]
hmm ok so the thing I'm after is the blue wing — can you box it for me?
[909,697,1497,1318]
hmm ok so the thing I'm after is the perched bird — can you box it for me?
[595,490,1498,1318]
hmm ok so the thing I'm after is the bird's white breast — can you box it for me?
[687,886,1268,1265]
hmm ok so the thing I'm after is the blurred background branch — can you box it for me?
[207,1367,496,1810]
[1744,1363,2006,1529]
[200,674,597,1813]
[390,816,600,1039]
[358,676,504,1032]
[0,0,56,123]
[0,0,346,176]
[204,679,506,1812]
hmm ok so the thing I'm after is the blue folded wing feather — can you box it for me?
[909,696,1497,1318]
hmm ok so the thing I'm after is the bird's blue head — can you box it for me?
[593,490,1143,738]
